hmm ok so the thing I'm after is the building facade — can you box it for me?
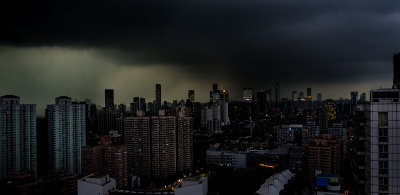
[177,114,193,173]
[0,95,37,180]
[353,88,400,195]
[105,89,114,109]
[151,114,176,178]
[82,131,127,188]
[47,96,86,175]
[124,114,151,177]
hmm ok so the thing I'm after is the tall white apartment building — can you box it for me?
[47,96,86,175]
[0,95,36,179]
[354,88,400,195]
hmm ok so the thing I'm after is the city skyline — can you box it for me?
[0,0,398,114]
[0,81,388,116]
[3,1,400,194]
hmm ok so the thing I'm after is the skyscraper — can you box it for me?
[393,53,400,88]
[140,98,146,111]
[124,112,151,177]
[176,109,193,173]
[188,90,195,103]
[275,82,280,107]
[317,93,323,107]
[351,91,358,105]
[0,95,37,180]
[243,88,253,102]
[360,93,367,102]
[317,93,322,102]
[323,99,337,121]
[299,91,305,100]
[105,89,114,109]
[155,84,162,112]
[221,89,229,102]
[210,83,221,104]
[151,112,176,178]
[133,97,140,104]
[47,96,86,175]
[352,88,400,194]
[117,104,126,116]
[212,83,218,92]
[98,107,116,136]
[291,91,298,102]
[351,91,358,111]
[307,87,312,100]
[256,90,267,119]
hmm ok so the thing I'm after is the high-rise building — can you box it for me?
[351,91,358,112]
[155,84,162,112]
[221,89,229,102]
[360,93,366,102]
[140,98,146,111]
[299,91,305,100]
[124,113,151,177]
[133,97,140,104]
[291,91,298,102]
[210,83,221,104]
[307,87,312,100]
[82,131,127,188]
[352,88,400,195]
[323,99,337,121]
[266,89,272,109]
[0,95,37,180]
[306,134,342,187]
[118,104,126,116]
[212,83,218,92]
[47,96,86,175]
[98,107,116,136]
[243,88,253,102]
[393,53,400,88]
[176,110,193,173]
[317,93,322,103]
[151,112,176,178]
[257,90,267,118]
[275,82,280,107]
[130,102,139,114]
[188,90,195,103]
[351,91,358,105]
[105,89,114,109]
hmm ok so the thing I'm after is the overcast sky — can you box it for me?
[0,0,398,114]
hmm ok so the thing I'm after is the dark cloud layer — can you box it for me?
[1,0,399,102]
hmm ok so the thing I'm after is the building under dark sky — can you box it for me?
[105,89,114,109]
[155,84,161,112]
[0,1,398,114]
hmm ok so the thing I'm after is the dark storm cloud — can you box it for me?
[1,0,400,85]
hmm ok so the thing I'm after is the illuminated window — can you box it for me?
[379,112,388,126]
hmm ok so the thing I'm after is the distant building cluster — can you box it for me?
[3,53,400,195]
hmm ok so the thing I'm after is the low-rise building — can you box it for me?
[174,176,208,195]
[206,150,247,170]
[78,174,116,195]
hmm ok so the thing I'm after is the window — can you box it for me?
[379,112,388,126]
[379,177,388,191]
[379,145,388,158]
[379,161,388,174]
[379,128,388,142]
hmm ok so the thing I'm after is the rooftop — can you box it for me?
[1,95,19,99]
[56,96,72,99]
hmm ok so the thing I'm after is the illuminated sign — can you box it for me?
[259,164,275,168]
